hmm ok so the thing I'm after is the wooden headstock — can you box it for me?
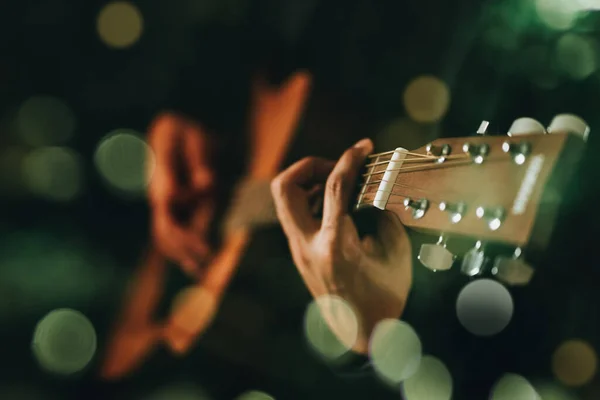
[356,115,588,285]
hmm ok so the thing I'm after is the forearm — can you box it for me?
[147,113,180,207]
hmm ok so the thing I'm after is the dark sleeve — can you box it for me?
[327,350,373,378]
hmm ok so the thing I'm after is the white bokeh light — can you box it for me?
[22,147,83,201]
[403,75,450,123]
[402,355,453,400]
[97,1,144,49]
[235,390,276,400]
[32,308,97,375]
[456,279,514,336]
[304,295,359,360]
[369,319,422,385]
[490,374,539,400]
[17,96,76,146]
[94,129,155,196]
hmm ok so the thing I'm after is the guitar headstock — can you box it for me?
[356,114,589,286]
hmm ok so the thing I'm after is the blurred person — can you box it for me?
[100,69,312,379]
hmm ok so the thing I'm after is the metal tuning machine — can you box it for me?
[462,142,489,164]
[476,120,490,135]
[425,143,451,163]
[439,201,466,224]
[418,235,456,272]
[476,206,505,231]
[460,241,486,277]
[404,198,429,219]
[508,117,546,136]
[547,114,590,142]
[502,140,532,165]
[492,248,535,286]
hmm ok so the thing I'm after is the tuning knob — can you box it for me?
[491,248,535,286]
[418,236,456,272]
[508,117,546,136]
[476,120,490,135]
[460,241,486,277]
[475,206,505,231]
[547,114,590,142]
[403,198,429,219]
[502,141,532,165]
[439,201,466,223]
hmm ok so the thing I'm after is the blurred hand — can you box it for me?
[271,138,413,354]
[148,113,217,277]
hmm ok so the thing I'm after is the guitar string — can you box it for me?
[355,155,511,207]
[359,179,449,203]
[367,150,435,160]
[362,156,474,178]
[364,154,467,168]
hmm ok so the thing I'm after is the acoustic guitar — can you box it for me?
[356,115,589,285]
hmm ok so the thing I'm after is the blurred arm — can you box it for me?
[147,112,182,209]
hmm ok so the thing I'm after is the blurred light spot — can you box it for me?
[552,339,598,386]
[304,295,358,360]
[535,0,581,30]
[483,25,519,52]
[556,33,598,80]
[97,1,143,49]
[402,355,453,400]
[376,118,439,153]
[490,374,539,400]
[94,130,155,196]
[579,0,600,10]
[403,76,450,123]
[22,147,83,201]
[17,96,76,146]
[535,382,579,400]
[0,230,117,320]
[145,382,212,399]
[32,308,97,375]
[456,279,514,336]
[0,147,28,195]
[235,390,276,400]
[521,45,560,90]
[369,319,422,384]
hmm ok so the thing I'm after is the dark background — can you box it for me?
[1,0,600,399]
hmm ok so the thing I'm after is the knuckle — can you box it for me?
[301,156,318,166]
[326,174,347,198]
[270,175,287,199]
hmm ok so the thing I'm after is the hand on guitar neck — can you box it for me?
[271,138,413,354]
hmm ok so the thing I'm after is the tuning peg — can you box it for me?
[460,241,486,277]
[547,114,590,142]
[476,120,490,135]
[418,235,456,272]
[439,201,466,223]
[502,140,532,165]
[508,117,546,136]
[491,248,535,286]
[475,206,505,231]
[403,198,429,219]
